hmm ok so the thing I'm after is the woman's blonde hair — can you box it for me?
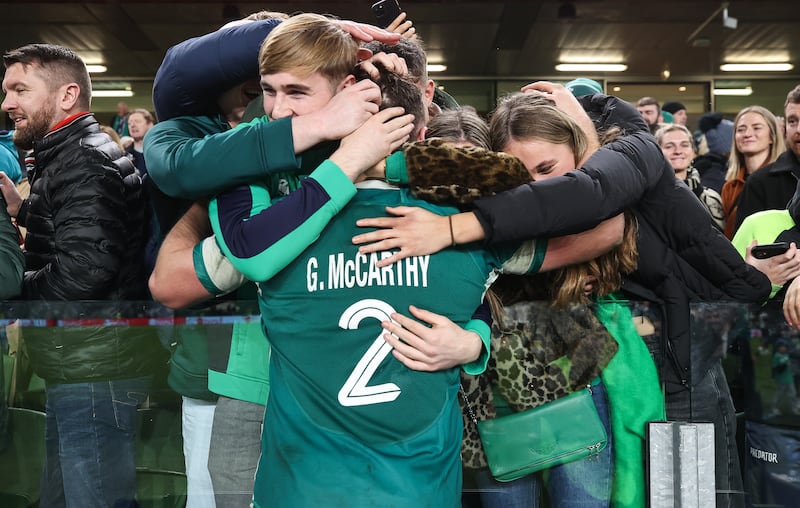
[489,92,637,308]
[258,13,357,83]
[726,105,785,181]
[654,123,693,147]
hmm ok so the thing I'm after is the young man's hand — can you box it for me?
[329,107,414,181]
[313,79,382,142]
[359,51,408,81]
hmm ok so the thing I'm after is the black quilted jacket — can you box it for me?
[16,113,163,382]
[473,95,771,391]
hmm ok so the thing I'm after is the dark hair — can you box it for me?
[426,106,490,150]
[353,64,426,141]
[3,44,91,108]
[662,101,686,114]
[361,38,428,85]
[786,84,800,108]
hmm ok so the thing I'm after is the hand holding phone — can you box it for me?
[751,242,791,259]
[371,0,403,29]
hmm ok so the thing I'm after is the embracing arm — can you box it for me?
[145,116,303,199]
[211,164,357,282]
[473,131,665,243]
[212,108,414,282]
[148,201,237,309]
[357,138,627,267]
[539,214,625,272]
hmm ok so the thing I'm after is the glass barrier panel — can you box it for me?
[1,299,797,505]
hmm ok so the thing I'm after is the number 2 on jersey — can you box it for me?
[337,299,401,407]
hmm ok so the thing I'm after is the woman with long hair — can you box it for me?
[355,83,773,508]
[417,99,658,508]
[722,105,785,238]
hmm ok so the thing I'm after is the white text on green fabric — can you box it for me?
[306,252,430,292]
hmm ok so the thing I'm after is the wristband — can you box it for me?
[449,215,457,247]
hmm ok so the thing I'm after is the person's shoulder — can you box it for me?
[743,208,791,224]
[766,149,800,174]
[148,115,227,136]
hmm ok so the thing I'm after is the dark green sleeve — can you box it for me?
[0,194,23,299]
[145,116,301,199]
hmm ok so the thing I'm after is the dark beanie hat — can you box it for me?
[662,101,686,114]
[698,112,734,155]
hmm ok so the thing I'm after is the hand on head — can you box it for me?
[310,79,382,142]
[338,20,401,44]
[358,51,409,81]
[329,107,414,181]
[522,81,600,161]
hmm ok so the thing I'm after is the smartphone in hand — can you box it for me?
[751,242,791,259]
[371,0,403,28]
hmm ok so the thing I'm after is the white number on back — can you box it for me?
[337,299,401,407]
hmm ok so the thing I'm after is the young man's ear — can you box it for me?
[338,74,358,91]
[356,48,373,62]
[423,79,435,107]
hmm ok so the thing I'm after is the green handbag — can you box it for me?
[464,385,608,482]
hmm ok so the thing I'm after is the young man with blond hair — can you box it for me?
[203,14,544,507]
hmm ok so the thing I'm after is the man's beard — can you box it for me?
[13,103,55,151]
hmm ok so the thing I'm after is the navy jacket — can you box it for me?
[153,19,281,121]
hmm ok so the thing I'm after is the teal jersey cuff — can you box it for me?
[461,319,491,375]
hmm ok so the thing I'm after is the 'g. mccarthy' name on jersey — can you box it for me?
[306,250,430,293]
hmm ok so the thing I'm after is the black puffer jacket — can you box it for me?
[734,149,800,233]
[473,95,771,391]
[16,113,163,383]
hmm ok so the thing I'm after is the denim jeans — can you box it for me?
[39,376,149,508]
[0,345,9,453]
[474,382,614,508]
[208,396,265,508]
[665,360,745,508]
